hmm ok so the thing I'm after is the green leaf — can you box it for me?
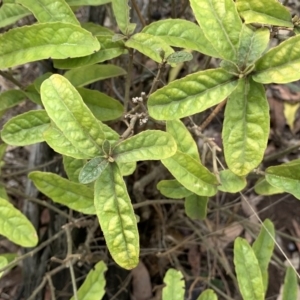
[0,197,38,247]
[265,160,300,199]
[185,194,208,220]
[282,267,298,300]
[236,25,270,68]
[0,3,31,28]
[70,261,107,300]
[77,88,123,121]
[117,161,136,176]
[113,130,177,163]
[33,72,53,92]
[0,22,100,69]
[253,35,300,84]
[65,0,111,5]
[234,237,264,300]
[148,68,238,120]
[162,151,218,197]
[0,90,27,111]
[16,0,79,24]
[94,162,139,269]
[63,156,86,182]
[218,169,246,193]
[29,171,95,214]
[1,110,50,146]
[101,123,120,145]
[157,179,192,199]
[223,78,269,176]
[111,0,135,35]
[252,219,275,293]
[197,289,218,300]
[190,0,242,62]
[125,33,174,63]
[0,256,8,279]
[166,51,193,64]
[64,64,126,87]
[162,269,185,300]
[79,156,109,184]
[54,36,125,69]
[43,125,91,159]
[254,178,284,196]
[236,0,293,27]
[166,119,200,161]
[142,19,219,57]
[81,22,114,36]
[41,74,105,157]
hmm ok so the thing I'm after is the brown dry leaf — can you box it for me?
[131,260,152,300]
[218,222,244,250]
[271,84,300,102]
[187,245,201,276]
[268,96,286,135]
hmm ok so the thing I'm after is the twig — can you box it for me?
[132,199,184,209]
[4,185,74,221]
[0,229,65,273]
[131,0,146,27]
[198,99,227,132]
[263,142,300,163]
[124,48,134,112]
[147,62,165,98]
[0,70,24,89]
[120,115,139,139]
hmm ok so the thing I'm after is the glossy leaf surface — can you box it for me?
[166,120,200,161]
[0,197,38,247]
[162,269,185,300]
[157,179,192,199]
[223,78,269,176]
[218,169,246,193]
[113,130,177,163]
[29,171,95,214]
[54,36,124,69]
[253,35,300,84]
[142,19,218,57]
[77,88,123,121]
[16,0,79,24]
[185,194,208,220]
[190,0,242,62]
[282,267,298,300]
[64,64,126,87]
[162,151,218,197]
[148,68,238,120]
[197,289,218,300]
[94,162,139,269]
[63,156,86,182]
[0,22,100,69]
[79,156,108,184]
[70,261,107,300]
[112,0,135,35]
[236,0,293,27]
[252,219,275,293]
[43,125,91,159]
[0,3,30,28]
[265,160,300,199]
[126,33,174,63]
[234,237,264,300]
[41,75,105,156]
[1,110,50,146]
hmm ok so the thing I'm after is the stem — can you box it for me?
[198,99,227,131]
[124,48,134,112]
[147,63,164,98]
[131,0,146,28]
[0,70,24,89]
